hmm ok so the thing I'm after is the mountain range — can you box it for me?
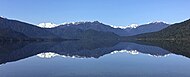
[1,16,190,41]
[0,17,118,40]
[39,21,169,36]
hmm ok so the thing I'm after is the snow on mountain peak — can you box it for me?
[149,21,167,24]
[37,21,101,28]
[61,22,85,25]
[61,21,101,26]
[0,16,7,19]
[37,20,166,29]
[110,24,139,29]
[127,24,140,28]
[37,23,58,28]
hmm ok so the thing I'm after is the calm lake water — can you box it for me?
[0,40,190,77]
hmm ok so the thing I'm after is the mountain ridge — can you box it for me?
[133,19,190,40]
[0,17,174,41]
[44,20,169,36]
[37,21,169,29]
[0,17,58,39]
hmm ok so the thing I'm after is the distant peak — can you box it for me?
[37,21,103,28]
[61,21,102,25]
[127,24,140,28]
[110,21,168,29]
[0,16,7,19]
[93,21,101,23]
[148,21,168,24]
[110,24,139,29]
[37,23,58,28]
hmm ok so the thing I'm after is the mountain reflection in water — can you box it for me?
[1,40,190,64]
[1,40,190,77]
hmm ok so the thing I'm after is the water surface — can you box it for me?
[0,40,190,77]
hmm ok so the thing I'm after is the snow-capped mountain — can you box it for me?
[110,24,139,29]
[37,23,58,28]
[0,16,4,18]
[61,21,97,25]
[41,21,169,36]
[38,21,102,28]
[46,21,120,39]
[125,21,170,36]
[38,22,140,29]
[0,17,58,39]
[149,21,168,24]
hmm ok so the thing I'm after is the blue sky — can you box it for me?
[0,0,190,26]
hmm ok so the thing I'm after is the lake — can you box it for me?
[0,40,190,77]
